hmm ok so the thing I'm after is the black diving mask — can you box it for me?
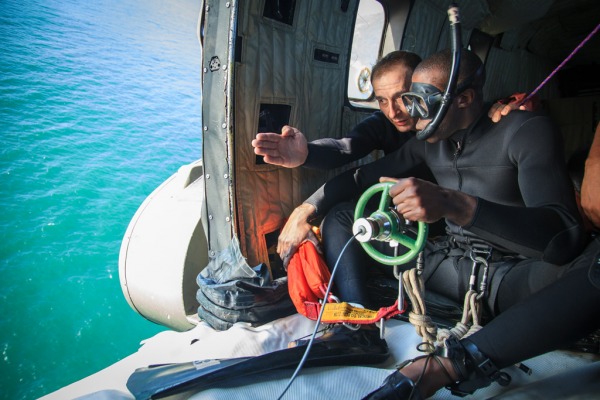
[401,83,444,119]
[402,66,482,120]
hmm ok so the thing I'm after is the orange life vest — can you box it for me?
[286,239,331,318]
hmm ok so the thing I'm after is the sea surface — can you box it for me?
[0,0,202,398]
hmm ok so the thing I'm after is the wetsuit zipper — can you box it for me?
[453,140,466,237]
[453,140,463,190]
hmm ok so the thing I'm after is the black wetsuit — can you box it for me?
[465,235,600,370]
[306,110,587,314]
[302,111,410,169]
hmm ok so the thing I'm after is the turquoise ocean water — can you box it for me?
[0,1,202,398]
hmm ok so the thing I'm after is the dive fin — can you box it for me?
[126,357,253,400]
[127,328,389,399]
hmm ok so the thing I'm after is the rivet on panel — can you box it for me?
[206,174,210,179]
[204,126,208,131]
[222,123,227,129]
[224,174,228,179]
[209,215,213,220]
[225,217,230,222]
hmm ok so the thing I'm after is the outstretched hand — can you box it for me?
[251,125,309,168]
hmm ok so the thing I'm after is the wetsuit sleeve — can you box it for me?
[465,116,585,265]
[303,112,407,169]
[304,138,425,216]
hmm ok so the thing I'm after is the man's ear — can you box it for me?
[456,88,475,108]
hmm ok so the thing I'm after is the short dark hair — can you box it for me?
[415,49,485,95]
[371,50,422,83]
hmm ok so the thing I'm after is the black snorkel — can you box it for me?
[415,3,462,141]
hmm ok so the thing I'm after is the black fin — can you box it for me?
[127,329,389,399]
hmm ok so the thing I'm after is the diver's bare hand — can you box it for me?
[251,125,308,168]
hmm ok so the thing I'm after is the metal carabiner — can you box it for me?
[468,250,489,299]
[468,250,480,292]
[468,249,489,291]
[477,257,490,300]
[416,251,424,275]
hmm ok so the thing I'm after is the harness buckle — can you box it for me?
[469,244,492,261]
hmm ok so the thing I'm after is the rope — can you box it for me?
[401,259,486,347]
[520,22,600,106]
[437,290,483,344]
[401,268,438,345]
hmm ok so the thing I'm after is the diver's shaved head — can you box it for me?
[415,49,485,96]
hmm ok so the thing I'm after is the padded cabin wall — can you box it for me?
[483,27,598,157]
[485,47,598,157]
[545,96,600,158]
[398,0,562,104]
[400,0,489,59]
[401,1,449,58]
[484,31,560,103]
[233,0,357,269]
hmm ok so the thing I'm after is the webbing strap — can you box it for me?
[304,300,403,324]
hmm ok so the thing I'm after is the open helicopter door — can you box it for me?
[209,0,364,275]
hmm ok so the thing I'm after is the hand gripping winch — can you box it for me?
[352,182,428,265]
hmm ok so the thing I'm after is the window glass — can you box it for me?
[263,0,296,25]
[347,0,384,107]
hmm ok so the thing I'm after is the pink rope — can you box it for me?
[520,22,600,106]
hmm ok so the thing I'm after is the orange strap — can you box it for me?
[304,300,403,324]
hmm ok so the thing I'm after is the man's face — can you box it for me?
[410,70,456,143]
[372,65,417,133]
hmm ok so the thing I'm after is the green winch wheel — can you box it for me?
[353,182,428,266]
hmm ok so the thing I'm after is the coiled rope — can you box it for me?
[401,252,489,347]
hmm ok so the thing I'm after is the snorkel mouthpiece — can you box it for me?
[415,3,462,141]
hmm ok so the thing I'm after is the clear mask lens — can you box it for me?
[402,95,430,118]
[401,83,443,119]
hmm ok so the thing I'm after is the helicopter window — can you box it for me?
[347,0,384,107]
[263,0,296,26]
[255,103,292,165]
